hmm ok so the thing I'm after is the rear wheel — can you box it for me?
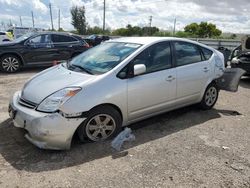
[0,54,21,73]
[77,106,122,142]
[200,83,219,110]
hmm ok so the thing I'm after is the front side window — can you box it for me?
[132,42,172,74]
[174,42,202,66]
[69,42,141,75]
[28,34,51,47]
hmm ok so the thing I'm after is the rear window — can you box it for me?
[52,34,78,43]
[201,47,213,60]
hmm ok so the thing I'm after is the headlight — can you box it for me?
[37,87,81,112]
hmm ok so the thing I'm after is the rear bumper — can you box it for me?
[216,68,246,92]
[9,91,86,150]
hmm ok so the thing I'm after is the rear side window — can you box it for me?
[52,34,78,43]
[201,47,213,60]
[0,32,5,35]
[174,42,202,66]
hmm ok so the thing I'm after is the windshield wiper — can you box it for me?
[69,64,93,75]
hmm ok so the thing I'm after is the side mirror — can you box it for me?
[134,64,146,76]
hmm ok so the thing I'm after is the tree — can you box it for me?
[184,23,199,35]
[230,34,237,39]
[71,6,87,35]
[184,22,222,38]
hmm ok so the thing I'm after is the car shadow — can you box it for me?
[240,77,250,89]
[0,106,242,173]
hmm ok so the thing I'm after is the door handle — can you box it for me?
[203,67,209,72]
[165,75,175,82]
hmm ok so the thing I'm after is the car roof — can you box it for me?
[32,31,79,37]
[109,37,215,51]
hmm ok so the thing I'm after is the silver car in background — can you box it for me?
[9,37,229,150]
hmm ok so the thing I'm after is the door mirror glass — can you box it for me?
[134,64,146,76]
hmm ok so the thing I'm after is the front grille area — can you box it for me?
[18,97,37,109]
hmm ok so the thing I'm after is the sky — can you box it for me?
[0,0,249,33]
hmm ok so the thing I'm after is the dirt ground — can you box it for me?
[0,68,250,188]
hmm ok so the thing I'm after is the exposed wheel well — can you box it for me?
[0,53,24,65]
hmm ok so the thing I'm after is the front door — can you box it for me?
[23,34,57,65]
[127,42,177,121]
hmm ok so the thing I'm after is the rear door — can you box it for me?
[173,41,212,104]
[127,41,177,121]
[51,34,81,60]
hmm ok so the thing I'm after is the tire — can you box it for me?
[77,106,122,142]
[0,54,21,73]
[199,83,219,110]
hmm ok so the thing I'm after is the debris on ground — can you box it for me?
[222,146,230,150]
[111,128,135,151]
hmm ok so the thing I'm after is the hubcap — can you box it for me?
[205,87,217,106]
[2,57,20,72]
[85,114,116,141]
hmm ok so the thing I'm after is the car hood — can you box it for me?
[21,65,95,104]
[0,41,18,47]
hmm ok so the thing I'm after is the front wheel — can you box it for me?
[77,106,122,142]
[199,83,219,110]
[0,55,21,73]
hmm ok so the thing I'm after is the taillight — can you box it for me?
[83,43,90,48]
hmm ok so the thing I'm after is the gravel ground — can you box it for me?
[0,68,250,188]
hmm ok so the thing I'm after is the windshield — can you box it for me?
[14,32,35,43]
[69,42,141,75]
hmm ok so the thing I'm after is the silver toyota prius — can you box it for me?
[9,37,231,150]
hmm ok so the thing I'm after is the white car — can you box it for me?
[9,37,243,150]
[0,31,11,43]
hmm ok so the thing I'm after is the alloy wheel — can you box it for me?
[85,114,116,141]
[205,86,217,106]
[2,57,20,72]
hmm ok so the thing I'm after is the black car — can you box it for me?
[230,36,250,75]
[0,32,90,73]
[84,34,110,46]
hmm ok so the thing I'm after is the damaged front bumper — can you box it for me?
[9,91,86,150]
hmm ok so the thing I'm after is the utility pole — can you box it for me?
[149,15,152,36]
[103,0,106,33]
[49,3,54,30]
[58,9,60,31]
[19,16,23,27]
[173,18,176,36]
[31,11,35,28]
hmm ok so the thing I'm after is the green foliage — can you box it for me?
[184,22,222,38]
[174,31,191,38]
[58,28,64,32]
[87,26,103,34]
[71,6,87,35]
[112,24,159,36]
[153,31,171,37]
[230,34,237,39]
